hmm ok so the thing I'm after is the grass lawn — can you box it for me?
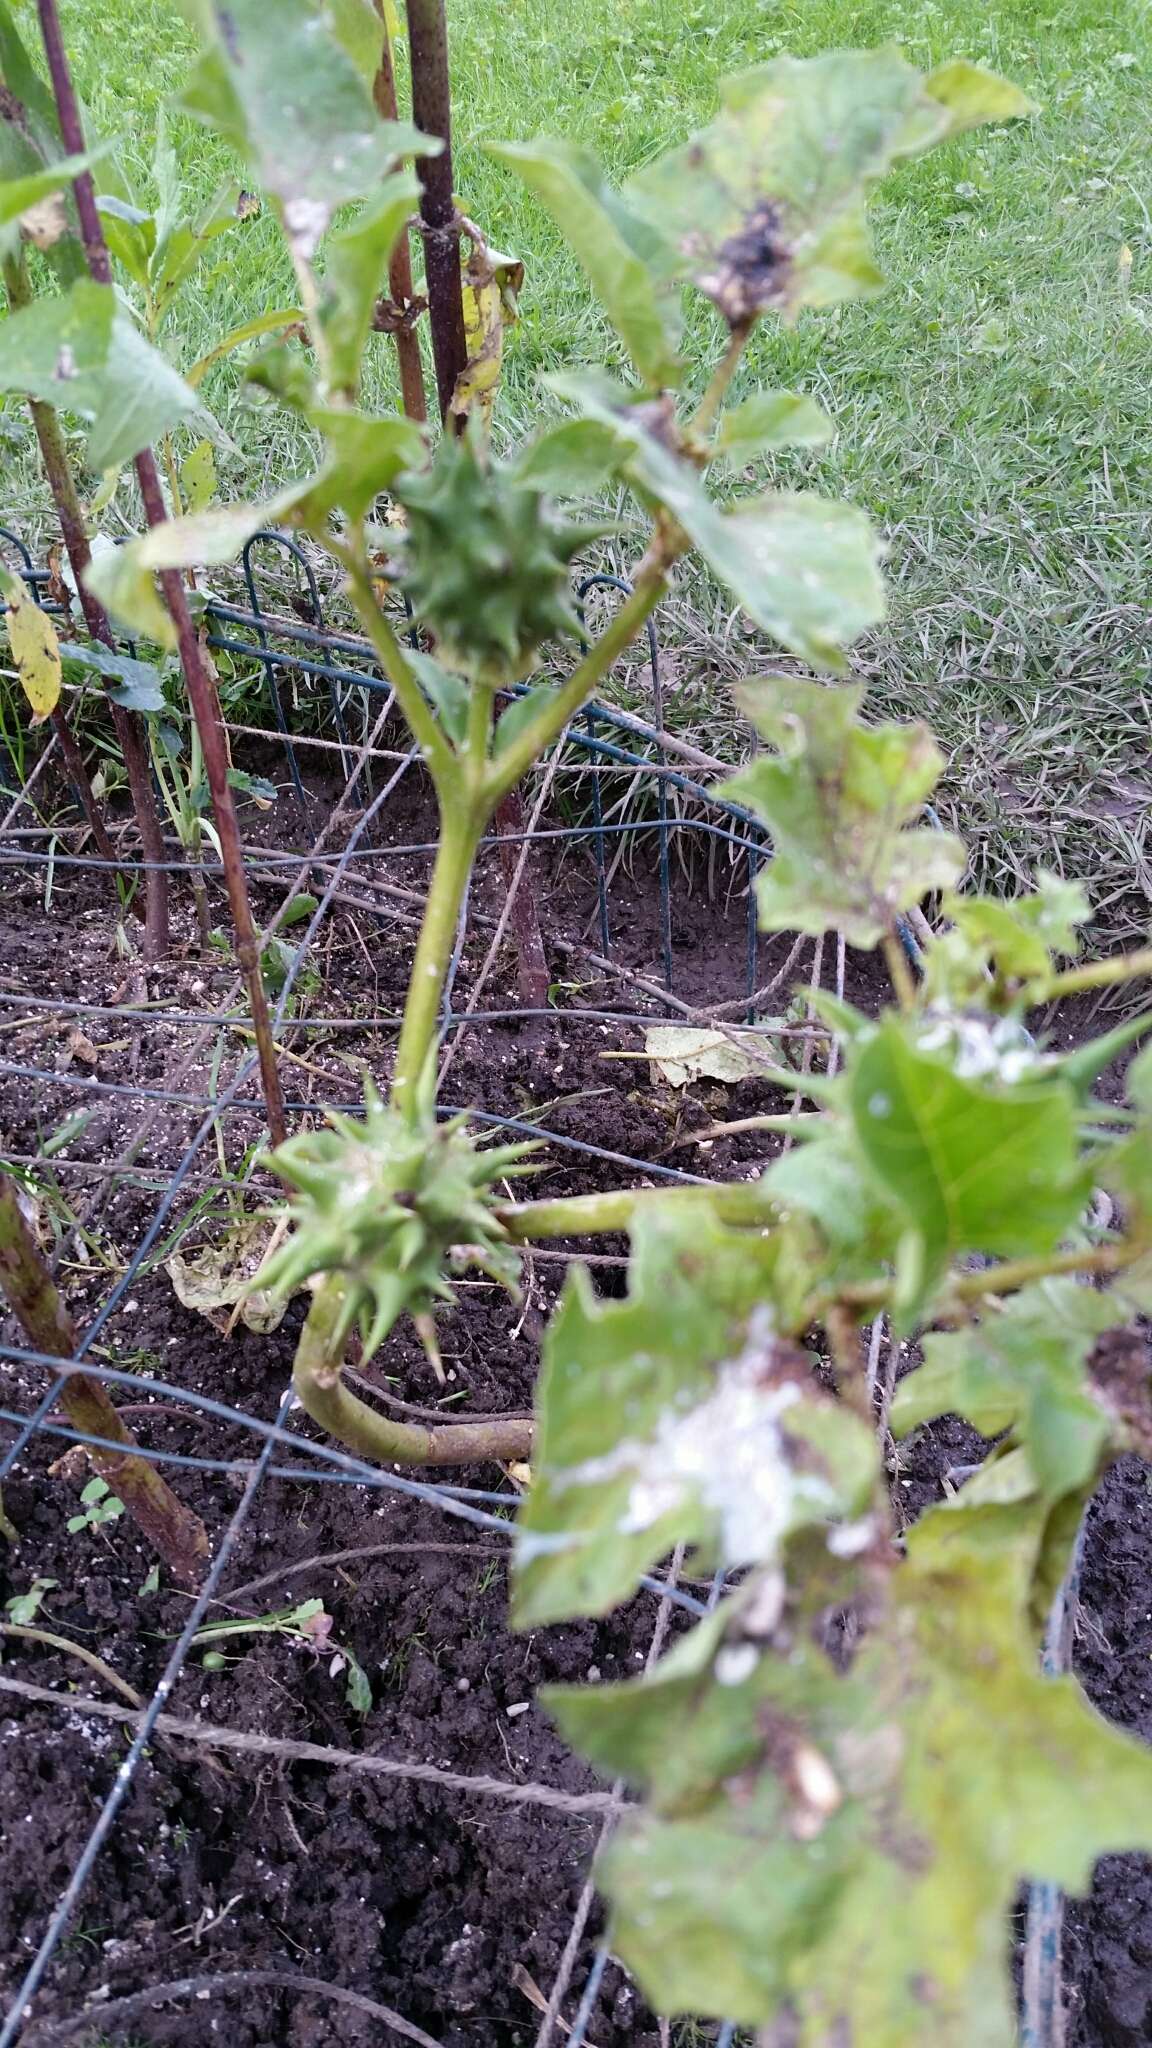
[4,0,1152,924]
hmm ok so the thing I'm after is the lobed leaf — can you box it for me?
[550,372,884,669]
[849,1016,1088,1317]
[513,1201,872,1627]
[717,677,964,941]
[624,47,1031,327]
[565,1499,1152,2041]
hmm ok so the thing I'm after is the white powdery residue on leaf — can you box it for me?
[282,195,331,262]
[916,1010,1044,1085]
[561,1307,836,1565]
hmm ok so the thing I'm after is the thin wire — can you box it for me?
[0,1389,292,2048]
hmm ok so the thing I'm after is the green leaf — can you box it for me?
[624,48,1029,327]
[551,372,884,670]
[0,570,60,724]
[5,1576,57,1625]
[180,437,217,513]
[0,0,62,158]
[510,418,624,494]
[407,650,469,745]
[0,278,198,470]
[764,1123,902,1278]
[85,413,422,642]
[343,1646,373,1714]
[715,388,833,461]
[186,307,306,389]
[0,146,109,259]
[581,1499,1152,2040]
[717,678,964,942]
[926,871,1090,1003]
[893,1280,1116,1503]
[322,0,388,84]
[924,59,1038,135]
[849,1017,1088,1314]
[318,170,421,396]
[279,892,320,928]
[97,194,155,290]
[514,1201,874,1627]
[489,139,681,388]
[58,641,167,713]
[493,682,558,761]
[178,0,430,262]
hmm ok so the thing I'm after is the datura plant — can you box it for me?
[6,4,1152,2038]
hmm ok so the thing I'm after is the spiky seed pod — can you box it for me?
[258,1081,536,1360]
[395,431,601,680]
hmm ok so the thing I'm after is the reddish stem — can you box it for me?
[36,0,286,1142]
[372,16,428,424]
[0,1171,209,1586]
[403,0,467,424]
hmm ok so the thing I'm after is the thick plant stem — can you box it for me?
[404,0,467,423]
[372,6,428,424]
[391,811,481,1119]
[0,1172,209,1586]
[485,567,669,801]
[34,1,287,1143]
[3,253,167,950]
[1040,946,1152,1000]
[135,451,288,1146]
[295,1275,531,1465]
[500,1180,776,1240]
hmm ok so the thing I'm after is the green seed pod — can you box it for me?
[396,431,601,680]
[258,1081,536,1360]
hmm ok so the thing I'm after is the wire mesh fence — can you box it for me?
[0,527,782,2047]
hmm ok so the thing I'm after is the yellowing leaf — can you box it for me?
[1,571,61,724]
[180,437,217,513]
[450,232,524,426]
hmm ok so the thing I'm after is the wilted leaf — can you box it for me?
[624,48,1030,326]
[715,388,833,460]
[573,1498,1152,2040]
[551,373,884,669]
[489,138,680,388]
[718,678,964,942]
[514,1202,872,1627]
[450,233,524,426]
[0,147,109,257]
[0,570,61,723]
[0,279,198,470]
[849,1017,1088,1317]
[178,0,430,261]
[168,1215,289,1333]
[644,1024,781,1087]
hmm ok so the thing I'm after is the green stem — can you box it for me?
[499,1179,776,1241]
[342,557,457,788]
[391,808,481,1120]
[1039,947,1152,1001]
[691,318,753,437]
[484,564,669,804]
[831,1235,1138,1320]
[294,1275,531,1464]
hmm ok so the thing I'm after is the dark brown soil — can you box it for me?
[0,745,1149,2047]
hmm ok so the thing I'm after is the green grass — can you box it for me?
[5,0,1152,924]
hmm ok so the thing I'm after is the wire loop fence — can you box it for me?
[0,529,769,2047]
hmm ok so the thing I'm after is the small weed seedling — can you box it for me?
[4,1577,57,1625]
[191,1597,373,1715]
[66,1476,125,1538]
